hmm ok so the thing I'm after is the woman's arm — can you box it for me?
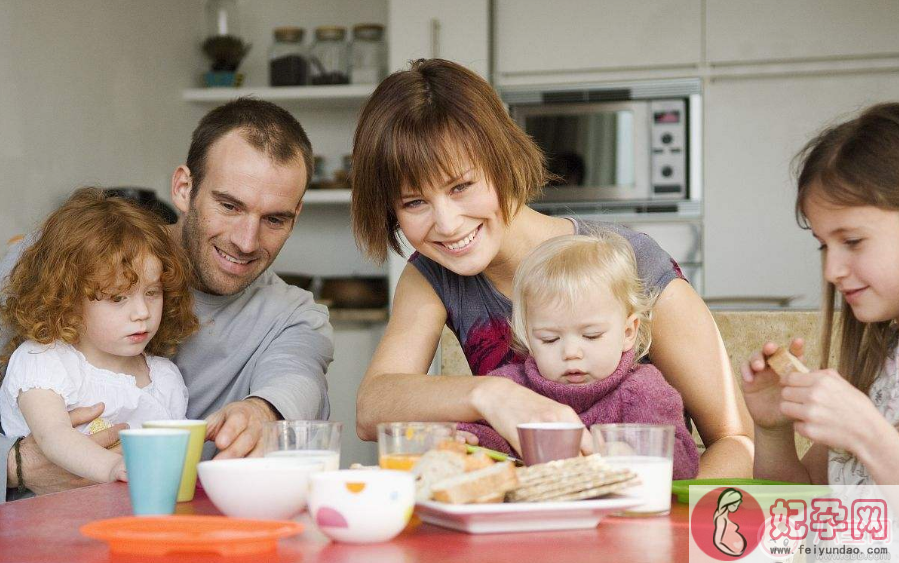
[18,390,125,483]
[649,279,754,478]
[356,265,588,454]
[752,426,812,483]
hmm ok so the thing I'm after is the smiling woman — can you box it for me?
[349,59,753,477]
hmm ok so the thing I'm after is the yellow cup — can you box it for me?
[143,419,207,502]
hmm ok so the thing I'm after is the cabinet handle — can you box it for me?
[430,18,441,58]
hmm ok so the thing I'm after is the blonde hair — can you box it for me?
[1,188,199,372]
[509,232,656,360]
[351,59,552,263]
[794,103,899,395]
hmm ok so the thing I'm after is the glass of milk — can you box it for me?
[263,420,342,470]
[591,424,674,516]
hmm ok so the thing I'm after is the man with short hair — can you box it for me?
[1,98,333,501]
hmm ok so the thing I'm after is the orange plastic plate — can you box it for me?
[80,515,303,556]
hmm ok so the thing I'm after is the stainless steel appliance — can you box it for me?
[503,79,701,206]
[503,80,704,292]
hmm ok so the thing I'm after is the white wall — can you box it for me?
[0,0,386,277]
[703,73,899,308]
[196,0,389,277]
[0,0,386,464]
[0,0,204,245]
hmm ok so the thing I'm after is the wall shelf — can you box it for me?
[182,84,376,108]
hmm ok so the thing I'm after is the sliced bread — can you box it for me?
[412,449,466,502]
[431,461,518,504]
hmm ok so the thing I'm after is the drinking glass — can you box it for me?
[591,423,674,516]
[262,420,342,470]
[377,422,456,470]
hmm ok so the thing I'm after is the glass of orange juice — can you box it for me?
[377,422,457,471]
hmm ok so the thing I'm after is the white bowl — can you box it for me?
[197,457,323,520]
[308,469,415,543]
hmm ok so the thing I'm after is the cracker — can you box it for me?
[521,478,640,503]
[508,454,639,503]
[509,471,637,502]
[767,348,809,378]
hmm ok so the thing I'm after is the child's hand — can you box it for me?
[780,368,877,453]
[454,429,480,445]
[109,458,128,483]
[740,339,805,431]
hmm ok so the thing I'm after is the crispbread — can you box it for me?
[515,454,610,484]
[767,348,810,378]
[511,468,634,498]
[513,477,640,503]
[507,454,639,503]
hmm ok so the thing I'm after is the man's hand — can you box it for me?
[6,402,126,494]
[207,398,280,460]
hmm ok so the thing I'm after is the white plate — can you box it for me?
[415,495,642,534]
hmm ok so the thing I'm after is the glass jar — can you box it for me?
[350,24,386,84]
[310,26,349,85]
[269,27,308,86]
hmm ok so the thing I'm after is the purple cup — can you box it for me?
[517,422,584,466]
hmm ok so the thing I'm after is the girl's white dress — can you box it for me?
[0,339,188,438]
[828,346,899,485]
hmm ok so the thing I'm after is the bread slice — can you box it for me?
[412,450,466,502]
[767,348,810,378]
[464,450,495,472]
[431,461,518,504]
[436,439,468,456]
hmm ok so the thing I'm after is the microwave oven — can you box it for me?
[504,80,702,205]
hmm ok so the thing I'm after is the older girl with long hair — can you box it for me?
[0,188,198,484]
[743,103,899,485]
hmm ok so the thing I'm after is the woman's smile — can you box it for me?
[435,224,482,255]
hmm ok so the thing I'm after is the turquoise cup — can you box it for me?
[120,428,190,515]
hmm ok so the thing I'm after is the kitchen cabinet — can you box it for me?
[493,0,701,84]
[702,71,899,308]
[706,0,899,65]
[388,0,489,78]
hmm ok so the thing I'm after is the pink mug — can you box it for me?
[517,422,584,466]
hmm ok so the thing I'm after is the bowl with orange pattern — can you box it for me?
[308,470,415,543]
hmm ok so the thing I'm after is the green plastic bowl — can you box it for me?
[672,478,830,504]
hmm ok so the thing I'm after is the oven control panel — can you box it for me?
[650,100,687,199]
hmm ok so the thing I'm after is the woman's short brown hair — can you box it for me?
[1,188,199,365]
[351,59,551,263]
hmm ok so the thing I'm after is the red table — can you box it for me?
[0,483,690,562]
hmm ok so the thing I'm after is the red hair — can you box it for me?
[1,188,198,368]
